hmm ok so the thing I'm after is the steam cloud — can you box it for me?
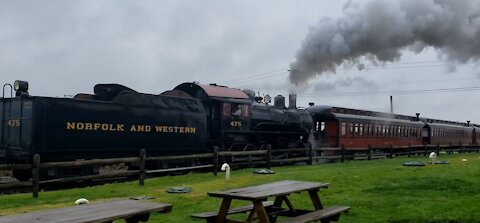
[289,0,480,84]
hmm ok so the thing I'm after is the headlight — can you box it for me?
[14,80,28,92]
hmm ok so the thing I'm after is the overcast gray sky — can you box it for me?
[1,0,479,123]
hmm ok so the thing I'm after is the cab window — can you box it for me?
[223,103,231,116]
[224,103,248,117]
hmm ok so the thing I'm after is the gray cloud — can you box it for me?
[289,0,480,84]
[1,1,479,123]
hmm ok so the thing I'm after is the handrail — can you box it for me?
[2,83,12,98]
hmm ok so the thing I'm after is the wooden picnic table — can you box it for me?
[0,199,172,223]
[196,180,349,223]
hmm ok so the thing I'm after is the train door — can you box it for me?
[310,115,338,147]
[309,115,323,148]
[209,101,222,137]
[422,125,431,144]
[472,128,476,145]
[325,120,339,147]
[313,120,326,141]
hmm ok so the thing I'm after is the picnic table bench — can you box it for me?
[0,199,172,223]
[192,180,349,223]
[191,201,275,223]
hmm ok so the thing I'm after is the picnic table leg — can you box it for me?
[274,195,296,213]
[308,189,323,210]
[273,196,284,207]
[282,196,296,214]
[253,200,269,223]
[125,213,150,223]
[246,210,256,222]
[269,196,284,223]
[215,198,232,223]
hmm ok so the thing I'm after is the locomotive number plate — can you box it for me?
[230,121,242,127]
[7,119,20,127]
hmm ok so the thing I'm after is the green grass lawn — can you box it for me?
[1,153,480,223]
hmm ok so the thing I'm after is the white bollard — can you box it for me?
[75,198,90,205]
[221,163,230,181]
[429,152,437,164]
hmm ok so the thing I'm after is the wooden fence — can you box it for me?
[0,143,478,197]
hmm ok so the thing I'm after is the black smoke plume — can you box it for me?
[289,0,480,84]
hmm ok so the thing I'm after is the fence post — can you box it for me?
[469,143,472,153]
[449,143,452,154]
[341,145,345,163]
[139,149,146,186]
[266,144,272,169]
[308,144,314,165]
[32,154,40,198]
[367,145,371,160]
[408,144,412,157]
[436,144,440,157]
[213,146,219,176]
[423,144,427,157]
[389,144,394,159]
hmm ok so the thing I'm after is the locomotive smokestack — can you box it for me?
[288,94,297,109]
[416,113,420,121]
[390,96,393,113]
[289,0,480,84]
[274,95,286,108]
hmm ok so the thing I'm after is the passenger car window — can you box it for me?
[341,122,346,136]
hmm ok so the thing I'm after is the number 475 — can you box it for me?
[230,121,242,127]
[7,119,20,127]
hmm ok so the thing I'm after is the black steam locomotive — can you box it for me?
[0,80,312,178]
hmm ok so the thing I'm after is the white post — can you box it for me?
[429,152,437,164]
[221,163,230,181]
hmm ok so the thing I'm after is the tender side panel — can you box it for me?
[1,98,34,163]
[33,93,207,161]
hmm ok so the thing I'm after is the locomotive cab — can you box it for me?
[174,82,252,149]
[221,102,250,133]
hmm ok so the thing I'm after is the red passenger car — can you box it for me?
[307,106,423,149]
[423,120,473,145]
[473,126,480,145]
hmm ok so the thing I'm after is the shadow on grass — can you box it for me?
[389,219,478,223]
[364,177,477,196]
